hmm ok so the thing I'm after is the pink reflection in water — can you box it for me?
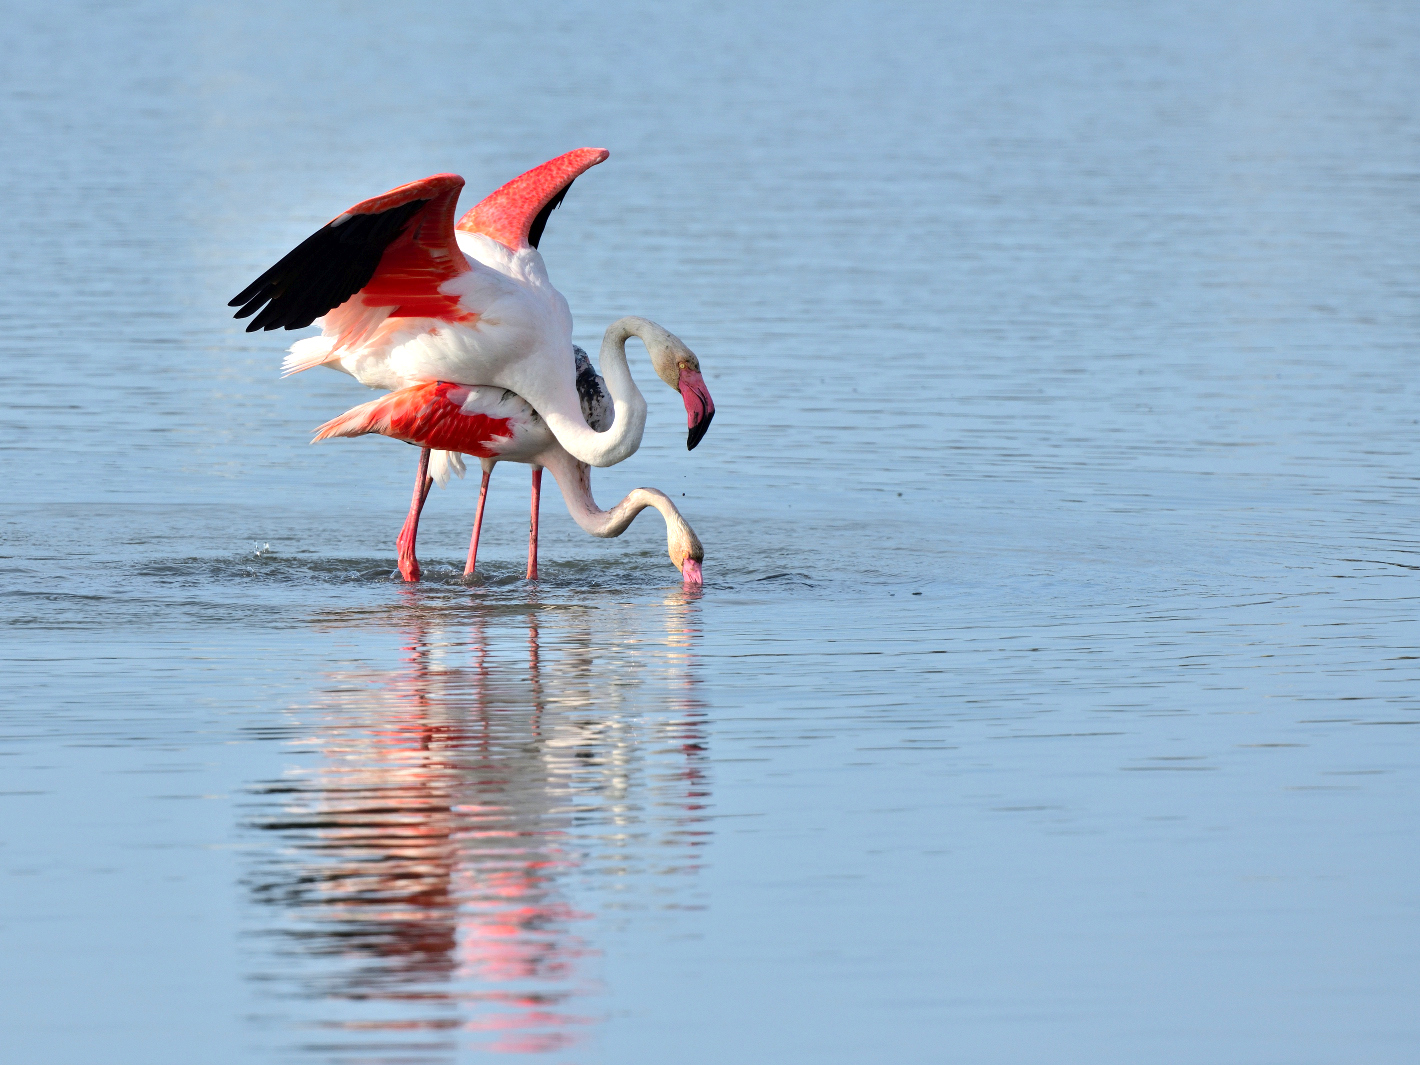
[248,594,710,1061]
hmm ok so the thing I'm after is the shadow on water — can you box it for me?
[241,589,710,1062]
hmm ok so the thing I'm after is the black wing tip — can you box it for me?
[687,410,714,451]
[527,179,575,250]
[226,197,431,329]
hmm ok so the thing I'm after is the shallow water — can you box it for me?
[2,1,1418,1062]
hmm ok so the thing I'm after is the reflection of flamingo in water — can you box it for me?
[314,317,709,585]
[249,619,593,1054]
[245,596,711,1058]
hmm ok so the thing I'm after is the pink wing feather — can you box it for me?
[230,174,474,355]
[313,381,515,458]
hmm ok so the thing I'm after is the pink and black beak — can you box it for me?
[679,368,715,450]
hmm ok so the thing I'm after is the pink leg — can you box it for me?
[395,447,433,583]
[526,466,542,581]
[463,467,493,578]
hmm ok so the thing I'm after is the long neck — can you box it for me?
[539,318,649,468]
[540,449,698,552]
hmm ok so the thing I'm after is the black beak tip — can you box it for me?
[686,410,714,451]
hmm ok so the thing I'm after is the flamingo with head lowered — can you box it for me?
[313,317,708,585]
[228,148,716,468]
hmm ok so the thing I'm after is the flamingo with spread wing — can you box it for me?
[229,149,715,467]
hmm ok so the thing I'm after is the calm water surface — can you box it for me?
[2,2,1418,1062]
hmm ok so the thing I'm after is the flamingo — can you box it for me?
[312,318,708,586]
[228,148,716,469]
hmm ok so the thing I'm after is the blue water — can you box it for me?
[2,1,1417,1062]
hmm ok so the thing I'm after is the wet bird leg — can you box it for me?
[464,467,492,579]
[527,466,542,580]
[396,447,433,582]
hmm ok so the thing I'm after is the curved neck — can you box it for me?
[540,450,700,559]
[539,318,651,468]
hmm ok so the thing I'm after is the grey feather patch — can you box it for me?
[573,344,614,432]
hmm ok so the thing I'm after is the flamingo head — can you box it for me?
[638,320,716,450]
[456,147,609,251]
[669,521,705,586]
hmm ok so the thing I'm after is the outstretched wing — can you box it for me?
[455,147,608,250]
[229,174,470,332]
